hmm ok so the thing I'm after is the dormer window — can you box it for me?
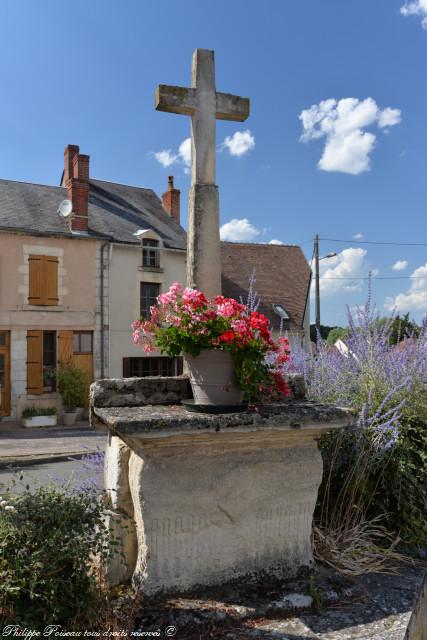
[142,239,160,268]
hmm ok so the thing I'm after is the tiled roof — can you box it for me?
[0,178,186,250]
[221,242,311,331]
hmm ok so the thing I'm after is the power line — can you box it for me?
[320,237,427,247]
[321,275,427,280]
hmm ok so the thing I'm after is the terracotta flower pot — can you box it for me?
[184,349,244,405]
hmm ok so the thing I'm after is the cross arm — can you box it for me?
[216,92,250,122]
[155,85,197,116]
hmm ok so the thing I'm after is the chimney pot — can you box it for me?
[63,144,79,185]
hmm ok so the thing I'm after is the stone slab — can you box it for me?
[94,401,351,439]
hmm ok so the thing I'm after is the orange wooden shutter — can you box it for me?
[28,255,43,304]
[28,255,59,306]
[45,257,59,305]
[58,330,73,366]
[27,330,43,395]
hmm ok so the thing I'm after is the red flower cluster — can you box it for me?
[132,283,292,402]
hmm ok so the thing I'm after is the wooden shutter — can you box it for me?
[28,256,43,304]
[45,257,59,305]
[28,255,59,306]
[27,330,43,395]
[58,330,73,366]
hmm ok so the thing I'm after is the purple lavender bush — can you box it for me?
[286,293,427,548]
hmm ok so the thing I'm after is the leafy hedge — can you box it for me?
[0,486,117,628]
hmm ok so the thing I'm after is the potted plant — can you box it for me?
[22,406,57,428]
[57,365,87,426]
[132,283,291,409]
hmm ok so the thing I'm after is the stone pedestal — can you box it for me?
[92,389,351,595]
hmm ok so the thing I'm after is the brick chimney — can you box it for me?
[162,176,180,224]
[64,144,90,233]
[63,144,79,184]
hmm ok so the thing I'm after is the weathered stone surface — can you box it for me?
[97,401,352,595]
[128,435,320,594]
[90,376,192,428]
[187,183,221,297]
[103,434,136,584]
[94,401,350,439]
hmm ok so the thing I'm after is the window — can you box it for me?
[28,255,59,306]
[27,330,58,394]
[123,357,183,378]
[43,331,56,392]
[142,239,160,268]
[73,332,93,354]
[140,282,160,319]
[27,330,76,395]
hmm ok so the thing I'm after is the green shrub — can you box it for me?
[57,365,87,411]
[21,406,38,419]
[369,388,427,548]
[0,486,116,628]
[43,406,57,416]
[21,406,57,419]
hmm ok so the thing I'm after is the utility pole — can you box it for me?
[315,234,320,336]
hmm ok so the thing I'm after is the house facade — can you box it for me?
[0,145,186,419]
[0,143,312,419]
[0,175,102,419]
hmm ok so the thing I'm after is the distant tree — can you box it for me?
[377,313,419,345]
[326,326,348,345]
[310,324,338,342]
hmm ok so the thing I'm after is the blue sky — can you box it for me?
[0,0,426,325]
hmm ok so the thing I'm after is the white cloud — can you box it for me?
[378,107,402,128]
[401,1,427,28]
[220,218,260,242]
[269,239,284,245]
[153,138,191,172]
[354,232,364,240]
[154,131,254,173]
[222,130,255,157]
[178,137,191,167]
[312,247,368,297]
[392,259,408,271]
[299,98,401,175]
[385,263,427,311]
[153,149,177,168]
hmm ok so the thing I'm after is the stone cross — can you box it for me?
[155,49,249,297]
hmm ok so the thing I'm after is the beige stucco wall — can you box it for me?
[108,241,186,378]
[0,232,100,418]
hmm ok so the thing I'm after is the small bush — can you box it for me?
[21,406,57,419]
[57,365,87,411]
[0,486,116,628]
[371,388,427,548]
